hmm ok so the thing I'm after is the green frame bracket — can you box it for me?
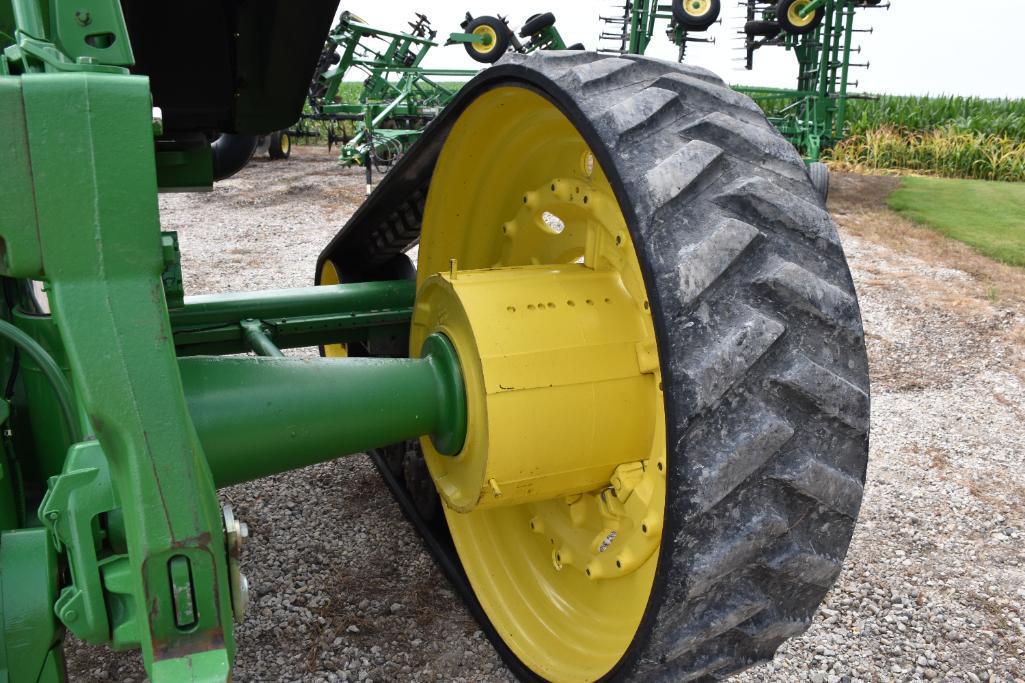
[6,68,235,680]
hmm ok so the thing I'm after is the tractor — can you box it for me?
[0,1,869,682]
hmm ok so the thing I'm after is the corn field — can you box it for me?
[843,95,1025,139]
[752,93,1025,182]
[824,126,1025,183]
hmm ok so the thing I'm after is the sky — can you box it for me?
[341,0,1025,99]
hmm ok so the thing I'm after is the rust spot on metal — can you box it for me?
[151,626,226,661]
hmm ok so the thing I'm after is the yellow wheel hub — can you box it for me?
[787,0,818,27]
[280,133,291,155]
[684,0,712,17]
[412,87,666,682]
[471,25,498,54]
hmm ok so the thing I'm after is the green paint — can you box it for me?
[0,1,473,679]
[888,176,1025,268]
[182,333,467,488]
[170,281,414,356]
[614,0,872,160]
[298,13,477,166]
[0,528,62,683]
[11,66,234,680]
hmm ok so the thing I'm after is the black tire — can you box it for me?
[210,133,257,181]
[322,52,870,680]
[672,0,721,30]
[746,19,781,37]
[403,442,440,522]
[566,42,586,51]
[809,162,830,201]
[492,50,869,681]
[777,0,825,34]
[464,16,510,64]
[379,442,406,479]
[519,11,556,37]
[267,130,291,160]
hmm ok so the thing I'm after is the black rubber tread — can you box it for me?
[519,12,556,38]
[809,161,830,201]
[745,19,781,36]
[320,52,869,681]
[210,133,257,181]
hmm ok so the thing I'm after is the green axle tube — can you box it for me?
[182,333,467,488]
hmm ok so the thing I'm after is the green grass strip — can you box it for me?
[887,176,1025,267]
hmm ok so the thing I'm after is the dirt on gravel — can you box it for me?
[64,151,1025,683]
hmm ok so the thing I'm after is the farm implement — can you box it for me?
[601,0,888,163]
[736,0,888,162]
[292,12,477,168]
[1,0,870,682]
[599,0,723,62]
[293,10,581,172]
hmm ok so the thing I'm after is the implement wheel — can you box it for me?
[321,52,869,682]
[777,0,825,34]
[520,12,556,38]
[268,130,291,160]
[672,0,721,30]
[464,15,510,64]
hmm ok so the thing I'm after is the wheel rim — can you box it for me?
[471,25,499,55]
[786,0,818,27]
[319,261,348,357]
[280,133,291,155]
[684,0,712,17]
[411,86,665,682]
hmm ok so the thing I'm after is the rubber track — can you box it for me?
[325,52,870,682]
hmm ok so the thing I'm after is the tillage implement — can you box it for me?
[0,1,870,681]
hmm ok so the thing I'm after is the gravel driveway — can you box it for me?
[65,149,1025,682]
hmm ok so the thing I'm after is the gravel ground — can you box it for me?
[65,149,1025,682]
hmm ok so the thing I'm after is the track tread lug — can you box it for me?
[758,257,863,337]
[734,608,811,647]
[686,401,795,514]
[714,177,844,259]
[661,585,771,663]
[598,86,687,142]
[643,140,724,213]
[675,217,760,305]
[763,541,843,588]
[678,111,807,182]
[685,508,789,599]
[564,56,640,92]
[773,354,870,432]
[678,306,785,413]
[769,450,865,519]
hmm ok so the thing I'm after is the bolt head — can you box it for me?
[74,10,92,27]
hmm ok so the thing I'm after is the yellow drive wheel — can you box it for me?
[321,51,870,682]
[411,87,664,683]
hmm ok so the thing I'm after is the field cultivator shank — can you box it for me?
[1,1,870,681]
